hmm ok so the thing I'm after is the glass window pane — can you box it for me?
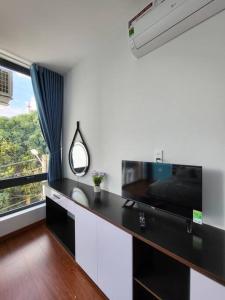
[0,64,48,215]
[0,181,45,215]
[0,67,48,180]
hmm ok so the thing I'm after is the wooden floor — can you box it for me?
[0,223,107,300]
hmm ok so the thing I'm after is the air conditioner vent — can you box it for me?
[0,67,13,106]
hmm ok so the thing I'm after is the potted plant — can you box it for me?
[92,171,105,192]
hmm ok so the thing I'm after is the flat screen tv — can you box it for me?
[122,160,202,220]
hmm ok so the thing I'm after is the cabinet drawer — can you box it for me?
[44,186,70,212]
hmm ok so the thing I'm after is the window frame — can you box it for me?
[0,58,47,217]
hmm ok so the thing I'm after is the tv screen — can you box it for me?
[122,160,202,219]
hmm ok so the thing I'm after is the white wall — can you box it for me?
[63,7,225,230]
[63,57,102,185]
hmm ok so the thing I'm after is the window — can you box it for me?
[0,58,48,216]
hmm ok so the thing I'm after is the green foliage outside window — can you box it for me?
[0,112,48,214]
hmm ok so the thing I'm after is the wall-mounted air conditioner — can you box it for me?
[0,67,13,106]
[129,0,225,58]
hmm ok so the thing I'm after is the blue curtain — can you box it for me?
[30,64,63,182]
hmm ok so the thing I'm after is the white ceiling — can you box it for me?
[0,0,148,74]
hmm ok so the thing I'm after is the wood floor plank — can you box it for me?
[0,224,106,300]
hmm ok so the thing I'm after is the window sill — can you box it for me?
[0,202,46,221]
[0,203,46,237]
[0,200,46,218]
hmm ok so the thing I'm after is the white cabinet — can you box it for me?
[75,204,133,300]
[190,269,225,300]
[97,216,133,300]
[75,204,98,284]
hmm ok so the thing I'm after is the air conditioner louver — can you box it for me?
[0,67,13,106]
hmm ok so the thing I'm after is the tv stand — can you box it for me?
[46,179,225,299]
[122,199,135,208]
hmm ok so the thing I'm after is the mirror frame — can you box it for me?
[69,121,90,177]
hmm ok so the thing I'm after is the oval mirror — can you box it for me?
[69,122,90,176]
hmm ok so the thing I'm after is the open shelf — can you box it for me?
[46,197,75,256]
[133,237,190,300]
[134,278,161,299]
[134,280,158,300]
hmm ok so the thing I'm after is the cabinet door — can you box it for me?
[75,204,97,284]
[97,216,133,300]
[191,270,225,300]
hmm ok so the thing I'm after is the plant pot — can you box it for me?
[94,185,101,193]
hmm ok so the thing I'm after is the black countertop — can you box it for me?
[48,178,225,286]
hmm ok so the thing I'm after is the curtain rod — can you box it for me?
[0,49,31,68]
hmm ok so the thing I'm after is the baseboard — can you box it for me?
[0,219,45,242]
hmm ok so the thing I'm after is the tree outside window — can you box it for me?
[0,63,48,215]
